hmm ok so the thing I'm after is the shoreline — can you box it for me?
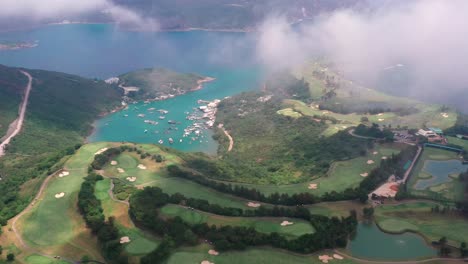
[0,22,253,34]
[86,76,215,142]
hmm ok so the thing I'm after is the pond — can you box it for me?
[414,160,468,190]
[348,223,436,260]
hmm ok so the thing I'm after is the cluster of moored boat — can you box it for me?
[123,99,221,145]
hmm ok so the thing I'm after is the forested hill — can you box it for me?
[116,68,206,101]
[0,65,121,224]
[0,65,28,137]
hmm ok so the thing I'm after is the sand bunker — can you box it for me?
[58,171,69,177]
[111,160,118,165]
[280,220,294,226]
[94,148,108,155]
[360,172,369,177]
[120,236,131,244]
[208,250,219,256]
[367,160,375,164]
[318,255,334,263]
[373,151,378,155]
[377,113,384,116]
[381,156,388,160]
[137,164,147,170]
[378,118,385,122]
[247,202,261,208]
[55,192,65,199]
[117,168,125,173]
[201,261,214,264]
[333,254,344,260]
[126,177,137,182]
[441,112,449,118]
[308,183,318,189]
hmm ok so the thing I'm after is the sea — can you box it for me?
[0,24,264,153]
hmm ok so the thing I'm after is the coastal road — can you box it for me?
[0,70,33,157]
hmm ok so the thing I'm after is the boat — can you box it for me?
[158,139,164,144]
[168,120,177,124]
[144,129,148,133]
[137,114,145,118]
[159,116,166,120]
[169,138,174,144]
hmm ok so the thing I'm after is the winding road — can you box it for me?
[0,70,32,157]
[221,127,234,152]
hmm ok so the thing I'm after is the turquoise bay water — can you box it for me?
[415,160,468,190]
[349,223,436,260]
[0,24,263,152]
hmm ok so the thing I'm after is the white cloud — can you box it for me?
[256,0,468,105]
[0,0,158,30]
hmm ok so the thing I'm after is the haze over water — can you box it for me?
[0,24,264,152]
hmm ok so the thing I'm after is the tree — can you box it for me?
[6,253,15,262]
[360,116,369,122]
[439,237,451,257]
[460,242,467,258]
[362,207,374,220]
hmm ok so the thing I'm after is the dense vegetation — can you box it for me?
[0,65,27,137]
[78,173,128,263]
[445,113,468,136]
[130,187,358,264]
[170,145,415,205]
[0,66,121,225]
[354,123,394,141]
[117,68,204,100]
[215,90,372,184]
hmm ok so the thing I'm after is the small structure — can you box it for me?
[429,127,443,135]
[416,129,437,138]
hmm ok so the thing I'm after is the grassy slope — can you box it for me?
[16,143,112,261]
[447,136,468,150]
[118,68,204,100]
[375,201,468,246]
[0,65,26,138]
[160,204,315,239]
[215,144,402,196]
[94,178,160,257]
[167,244,357,264]
[290,63,457,136]
[407,148,465,202]
[0,66,121,223]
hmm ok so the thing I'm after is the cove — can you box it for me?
[0,24,264,152]
[348,223,436,261]
[414,160,468,190]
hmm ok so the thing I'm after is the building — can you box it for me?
[428,127,443,135]
[416,129,437,138]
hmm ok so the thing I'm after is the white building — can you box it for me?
[416,129,437,138]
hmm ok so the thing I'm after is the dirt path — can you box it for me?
[222,127,234,152]
[0,70,33,157]
[108,179,130,206]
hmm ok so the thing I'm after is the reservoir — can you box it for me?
[348,223,437,260]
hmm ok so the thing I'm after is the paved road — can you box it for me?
[0,71,33,157]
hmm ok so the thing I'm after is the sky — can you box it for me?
[255,0,468,110]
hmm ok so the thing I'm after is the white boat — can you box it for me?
[169,138,174,144]
[158,139,164,144]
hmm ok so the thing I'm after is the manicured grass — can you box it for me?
[24,254,70,264]
[277,108,302,118]
[408,148,464,201]
[102,152,251,209]
[168,244,357,264]
[447,136,468,150]
[375,201,468,246]
[160,204,315,238]
[223,144,401,196]
[17,143,112,261]
[94,177,160,256]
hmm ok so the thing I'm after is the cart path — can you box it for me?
[0,70,33,157]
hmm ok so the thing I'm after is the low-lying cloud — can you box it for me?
[256,0,468,110]
[0,0,158,31]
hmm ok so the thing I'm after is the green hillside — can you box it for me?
[0,65,27,138]
[117,68,206,100]
[0,66,122,224]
